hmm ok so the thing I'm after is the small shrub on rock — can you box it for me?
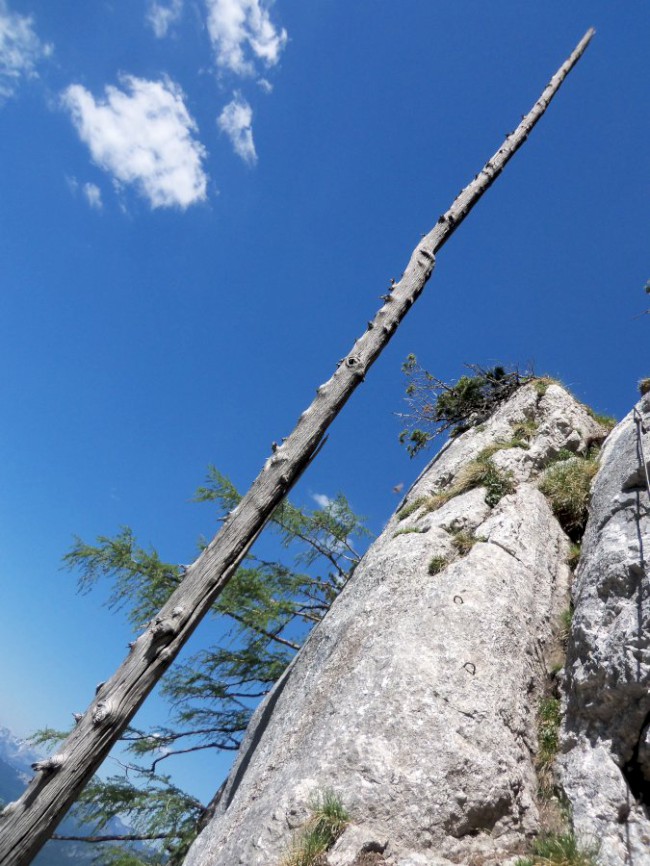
[398,359,530,456]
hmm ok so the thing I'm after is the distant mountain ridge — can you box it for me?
[0,723,136,866]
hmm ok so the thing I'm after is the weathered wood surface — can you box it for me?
[0,28,594,866]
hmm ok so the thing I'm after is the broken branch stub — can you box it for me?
[0,28,595,866]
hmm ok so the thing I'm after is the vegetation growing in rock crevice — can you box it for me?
[539,452,599,540]
[428,555,448,575]
[449,528,484,556]
[280,790,349,866]
[398,359,531,457]
[514,832,599,866]
[396,446,515,523]
[536,696,562,800]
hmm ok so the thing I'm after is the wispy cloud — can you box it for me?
[0,0,52,102]
[67,176,103,210]
[217,93,256,164]
[205,0,287,77]
[312,493,332,509]
[62,75,208,210]
[147,0,183,38]
[82,182,103,210]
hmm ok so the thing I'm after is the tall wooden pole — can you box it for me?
[0,29,595,866]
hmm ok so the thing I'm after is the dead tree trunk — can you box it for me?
[0,28,594,866]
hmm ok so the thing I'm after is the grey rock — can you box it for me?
[183,385,606,866]
[558,394,650,865]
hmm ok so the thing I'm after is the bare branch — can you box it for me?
[52,832,173,844]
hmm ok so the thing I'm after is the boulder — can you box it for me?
[559,393,650,865]
[183,383,607,866]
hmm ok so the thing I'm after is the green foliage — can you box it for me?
[585,408,616,431]
[428,556,448,575]
[398,428,432,459]
[515,833,599,866]
[396,496,429,522]
[64,528,182,630]
[539,455,599,539]
[511,419,538,445]
[308,789,350,842]
[455,449,515,507]
[393,526,425,537]
[450,530,479,557]
[639,378,650,396]
[559,608,574,645]
[396,449,514,527]
[534,376,557,397]
[537,698,562,771]
[53,472,369,864]
[281,790,349,866]
[549,448,576,465]
[398,358,530,456]
[567,543,581,571]
[481,462,515,508]
[70,774,203,866]
[29,727,69,750]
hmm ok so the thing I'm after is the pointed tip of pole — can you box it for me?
[582,27,596,46]
[573,27,596,58]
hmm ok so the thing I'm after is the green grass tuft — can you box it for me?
[396,496,429,522]
[281,790,350,866]
[567,543,581,570]
[534,376,558,397]
[511,419,539,443]
[537,697,562,771]
[539,456,599,539]
[393,526,425,537]
[454,451,515,508]
[450,530,482,556]
[428,556,448,575]
[639,377,650,396]
[559,608,573,644]
[397,446,515,524]
[515,832,600,866]
[548,448,577,465]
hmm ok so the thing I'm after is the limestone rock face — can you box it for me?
[184,384,606,866]
[559,393,650,865]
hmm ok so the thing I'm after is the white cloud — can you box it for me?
[62,75,208,210]
[0,0,52,101]
[217,93,256,164]
[205,0,287,77]
[66,176,103,210]
[82,182,103,210]
[257,77,272,94]
[147,0,183,38]
[312,493,332,509]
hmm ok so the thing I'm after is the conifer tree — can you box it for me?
[33,471,368,865]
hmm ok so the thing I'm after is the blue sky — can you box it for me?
[0,1,648,806]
